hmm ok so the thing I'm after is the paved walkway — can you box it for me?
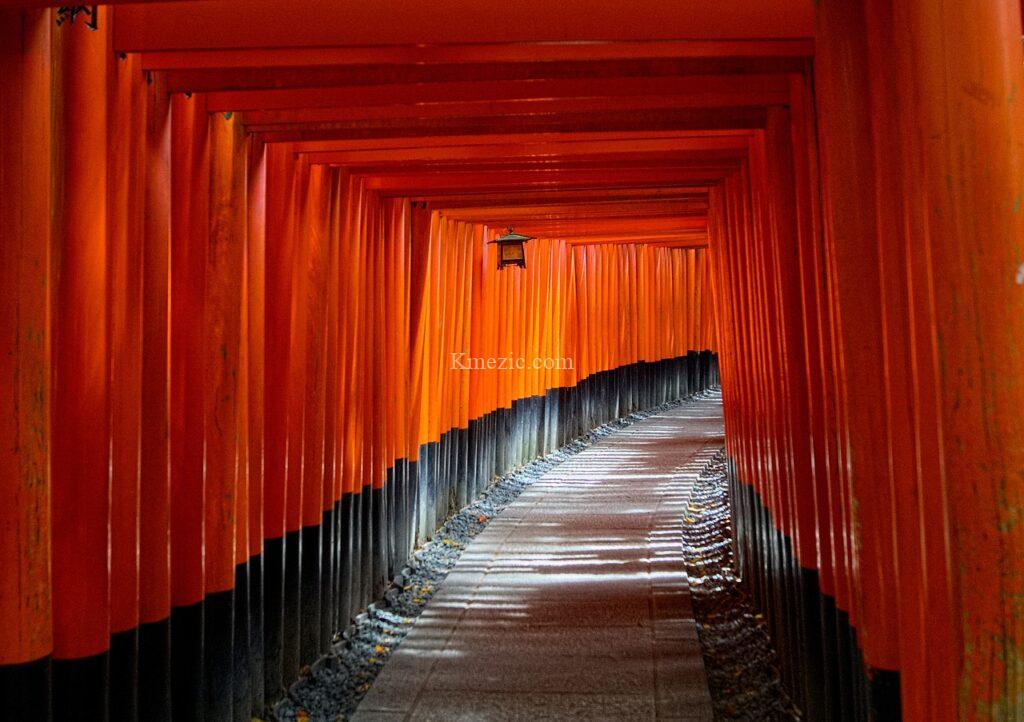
[353,393,724,721]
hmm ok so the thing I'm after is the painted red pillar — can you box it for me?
[0,9,54,718]
[138,73,173,721]
[261,142,296,698]
[884,0,1024,716]
[107,49,147,722]
[245,137,267,713]
[50,8,113,719]
[856,3,953,717]
[815,0,902,695]
[169,90,209,720]
[283,157,310,681]
[297,165,330,666]
[817,0,1024,715]
[203,109,246,722]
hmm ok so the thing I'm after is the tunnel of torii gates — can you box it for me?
[0,0,1023,720]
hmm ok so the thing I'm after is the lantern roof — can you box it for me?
[491,229,535,244]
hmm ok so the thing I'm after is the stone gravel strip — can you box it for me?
[274,392,717,722]
[681,450,801,720]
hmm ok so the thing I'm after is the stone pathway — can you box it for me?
[352,393,724,721]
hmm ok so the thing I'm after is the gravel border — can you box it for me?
[681,449,801,720]
[273,391,719,721]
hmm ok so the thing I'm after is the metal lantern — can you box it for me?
[490,228,533,269]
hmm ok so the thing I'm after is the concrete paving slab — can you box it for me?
[409,690,657,721]
[424,651,655,694]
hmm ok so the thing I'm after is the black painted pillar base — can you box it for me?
[248,552,265,715]
[372,484,388,599]
[320,507,336,652]
[170,600,204,722]
[232,562,251,722]
[203,587,234,722]
[359,485,374,610]
[869,668,901,722]
[281,528,302,683]
[109,627,139,722]
[262,535,285,711]
[337,493,354,628]
[299,523,322,668]
[138,618,171,722]
[0,656,51,722]
[54,651,109,722]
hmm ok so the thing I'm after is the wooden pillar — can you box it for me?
[107,49,147,722]
[298,166,329,667]
[883,0,1024,716]
[138,72,173,722]
[0,9,54,720]
[854,3,950,718]
[203,109,246,722]
[281,157,310,680]
[245,137,267,714]
[815,0,902,696]
[169,90,209,721]
[261,142,295,699]
[50,10,113,720]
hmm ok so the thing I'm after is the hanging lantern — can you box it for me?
[490,228,533,270]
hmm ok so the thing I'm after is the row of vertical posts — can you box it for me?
[711,2,1024,720]
[0,11,719,720]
